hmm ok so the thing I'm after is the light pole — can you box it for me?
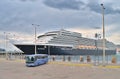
[4,32,10,60]
[32,24,40,54]
[95,33,101,65]
[101,4,106,66]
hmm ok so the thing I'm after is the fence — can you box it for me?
[48,55,120,65]
[0,53,25,60]
[0,53,120,65]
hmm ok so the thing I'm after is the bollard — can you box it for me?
[80,56,84,62]
[111,56,117,64]
[52,56,55,61]
[87,55,91,62]
[63,56,65,61]
[68,56,71,61]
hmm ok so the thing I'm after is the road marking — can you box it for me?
[49,61,120,69]
[49,61,92,67]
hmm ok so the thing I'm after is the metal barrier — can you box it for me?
[0,54,120,65]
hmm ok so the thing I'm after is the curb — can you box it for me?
[48,61,92,67]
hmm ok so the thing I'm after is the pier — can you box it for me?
[1,58,120,79]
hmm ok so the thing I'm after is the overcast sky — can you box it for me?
[0,0,120,49]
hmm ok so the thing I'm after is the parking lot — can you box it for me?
[0,59,120,79]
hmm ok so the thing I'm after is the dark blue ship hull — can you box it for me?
[15,44,116,55]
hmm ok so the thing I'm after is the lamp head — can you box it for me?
[101,4,103,6]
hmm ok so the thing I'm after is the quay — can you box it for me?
[1,58,120,79]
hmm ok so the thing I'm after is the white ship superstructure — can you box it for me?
[15,29,116,55]
[37,29,116,50]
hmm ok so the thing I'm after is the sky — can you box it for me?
[0,0,120,50]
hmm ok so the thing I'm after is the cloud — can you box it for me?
[0,0,42,33]
[43,0,120,14]
[43,0,85,10]
[68,27,102,38]
[0,0,108,36]
[0,0,120,45]
[107,33,120,44]
[87,0,120,14]
[22,0,37,1]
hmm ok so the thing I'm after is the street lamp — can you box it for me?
[94,33,101,65]
[101,4,106,66]
[32,24,40,54]
[4,32,10,60]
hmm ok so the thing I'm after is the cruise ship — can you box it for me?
[14,29,116,55]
